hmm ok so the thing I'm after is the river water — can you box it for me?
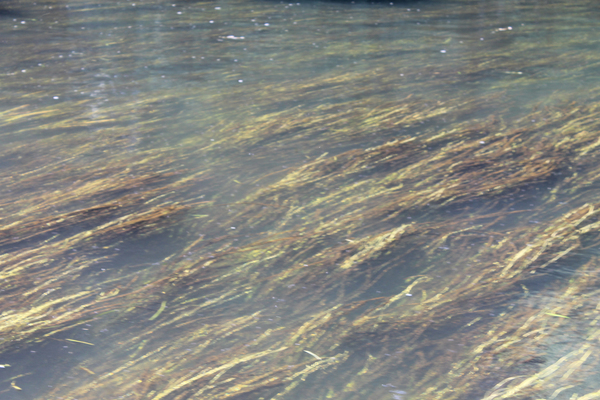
[1,0,600,399]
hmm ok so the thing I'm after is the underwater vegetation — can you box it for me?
[2,0,600,399]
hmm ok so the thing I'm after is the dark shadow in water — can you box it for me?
[0,2,26,18]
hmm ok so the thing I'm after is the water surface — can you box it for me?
[1,0,600,399]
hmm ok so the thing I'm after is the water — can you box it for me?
[1,0,600,399]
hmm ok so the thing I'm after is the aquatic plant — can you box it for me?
[1,0,600,399]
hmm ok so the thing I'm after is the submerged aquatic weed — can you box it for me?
[1,0,600,399]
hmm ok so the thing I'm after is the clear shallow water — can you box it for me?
[1,0,600,399]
